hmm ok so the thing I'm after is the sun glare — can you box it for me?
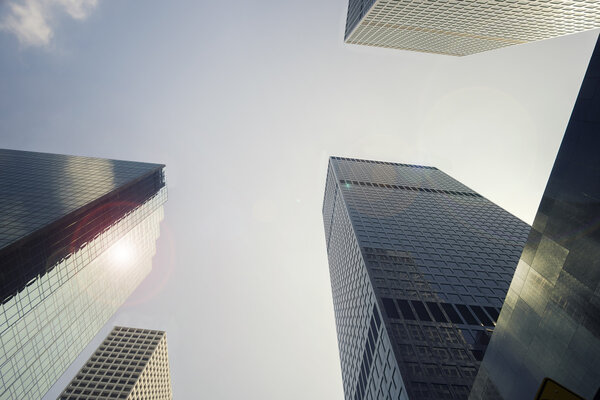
[110,240,135,266]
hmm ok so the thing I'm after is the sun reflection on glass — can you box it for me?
[109,240,136,266]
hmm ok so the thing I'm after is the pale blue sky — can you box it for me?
[0,1,598,398]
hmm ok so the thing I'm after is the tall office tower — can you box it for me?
[59,326,172,400]
[0,149,167,400]
[344,0,600,56]
[469,36,600,400]
[322,157,531,400]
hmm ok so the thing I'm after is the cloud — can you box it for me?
[55,0,98,20]
[0,0,98,47]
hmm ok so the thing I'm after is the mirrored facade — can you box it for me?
[0,149,167,399]
[59,326,172,400]
[344,0,600,56]
[323,157,530,399]
[469,35,600,400]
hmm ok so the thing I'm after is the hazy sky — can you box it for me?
[0,1,598,398]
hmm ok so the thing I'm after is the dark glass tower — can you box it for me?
[0,149,167,400]
[322,157,530,399]
[469,35,600,400]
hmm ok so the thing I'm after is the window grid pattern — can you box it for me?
[0,189,166,337]
[344,0,600,56]
[332,157,471,193]
[324,164,408,400]
[323,157,530,399]
[0,203,165,400]
[0,150,167,400]
[59,326,172,400]
[0,150,166,307]
[0,149,163,249]
[345,0,378,41]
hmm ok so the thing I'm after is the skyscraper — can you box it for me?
[0,149,167,400]
[322,157,530,399]
[469,35,600,400]
[59,326,173,400]
[344,0,600,56]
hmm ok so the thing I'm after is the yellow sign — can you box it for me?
[535,378,585,400]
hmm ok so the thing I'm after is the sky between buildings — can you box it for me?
[0,0,598,399]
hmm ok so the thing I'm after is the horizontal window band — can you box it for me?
[381,297,498,327]
[331,156,437,170]
[339,179,482,198]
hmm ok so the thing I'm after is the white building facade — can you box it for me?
[59,326,173,400]
[344,0,600,56]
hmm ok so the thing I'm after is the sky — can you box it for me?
[0,0,598,398]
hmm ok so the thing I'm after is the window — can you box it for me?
[382,298,399,319]
[455,304,478,325]
[411,301,432,321]
[426,302,448,323]
[397,300,416,320]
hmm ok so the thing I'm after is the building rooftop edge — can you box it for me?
[329,155,437,170]
[0,148,166,169]
[112,326,167,334]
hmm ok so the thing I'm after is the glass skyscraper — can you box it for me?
[469,35,600,400]
[59,326,172,400]
[322,157,530,399]
[344,0,600,56]
[0,149,167,400]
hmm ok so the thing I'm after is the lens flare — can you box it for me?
[110,240,135,266]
